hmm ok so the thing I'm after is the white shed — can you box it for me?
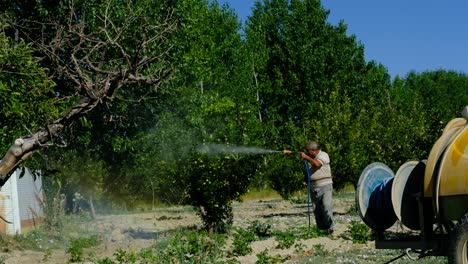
[0,167,44,235]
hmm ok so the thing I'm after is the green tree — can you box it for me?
[184,92,264,232]
[401,70,468,134]
[246,0,393,191]
[0,28,62,169]
[374,70,468,171]
[57,0,264,229]
[146,0,264,231]
[0,0,174,184]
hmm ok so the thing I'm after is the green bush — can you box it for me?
[114,249,138,263]
[296,226,328,239]
[188,153,259,233]
[66,235,101,262]
[41,189,66,234]
[154,229,226,262]
[273,231,296,249]
[66,242,83,262]
[96,257,116,264]
[248,220,272,239]
[232,228,256,256]
[345,220,372,244]
[255,249,289,264]
[313,244,328,256]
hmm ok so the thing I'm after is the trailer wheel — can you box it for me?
[448,215,468,264]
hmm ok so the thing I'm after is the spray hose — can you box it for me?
[304,159,312,231]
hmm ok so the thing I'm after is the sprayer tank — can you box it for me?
[356,115,468,231]
[423,117,468,222]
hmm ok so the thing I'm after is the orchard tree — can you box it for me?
[185,92,263,233]
[401,70,468,133]
[0,0,175,184]
[375,70,468,170]
[245,0,394,191]
[0,31,60,156]
[127,0,264,231]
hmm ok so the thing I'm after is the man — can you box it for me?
[300,141,334,234]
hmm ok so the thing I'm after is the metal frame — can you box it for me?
[374,192,448,256]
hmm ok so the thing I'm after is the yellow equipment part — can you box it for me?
[424,118,467,197]
[438,125,468,196]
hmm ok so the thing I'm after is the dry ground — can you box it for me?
[0,192,445,263]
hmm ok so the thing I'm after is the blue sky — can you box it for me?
[217,0,468,79]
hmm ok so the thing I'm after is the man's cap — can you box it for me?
[306,141,320,150]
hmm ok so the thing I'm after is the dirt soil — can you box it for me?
[0,194,374,263]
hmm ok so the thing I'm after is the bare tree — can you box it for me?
[0,1,175,184]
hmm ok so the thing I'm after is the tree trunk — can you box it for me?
[0,97,99,185]
[89,195,96,220]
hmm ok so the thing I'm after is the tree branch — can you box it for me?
[0,0,175,184]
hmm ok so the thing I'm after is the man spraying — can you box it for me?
[285,141,334,234]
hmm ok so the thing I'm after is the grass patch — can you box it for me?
[0,233,41,251]
[336,182,355,193]
[0,213,102,259]
[333,191,355,200]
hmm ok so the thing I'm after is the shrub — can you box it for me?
[232,228,256,256]
[296,226,328,239]
[96,257,116,264]
[248,220,271,239]
[154,229,226,262]
[312,244,328,256]
[114,249,138,263]
[187,153,261,234]
[66,235,101,262]
[40,189,66,234]
[273,230,296,249]
[255,249,289,264]
[66,242,83,262]
[345,220,372,244]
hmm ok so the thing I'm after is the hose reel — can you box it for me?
[356,161,426,231]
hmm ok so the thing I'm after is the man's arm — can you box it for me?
[300,152,322,168]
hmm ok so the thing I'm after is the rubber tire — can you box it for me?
[448,215,468,264]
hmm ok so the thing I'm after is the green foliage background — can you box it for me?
[1,0,467,231]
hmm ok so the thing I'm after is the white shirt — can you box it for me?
[308,150,332,187]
